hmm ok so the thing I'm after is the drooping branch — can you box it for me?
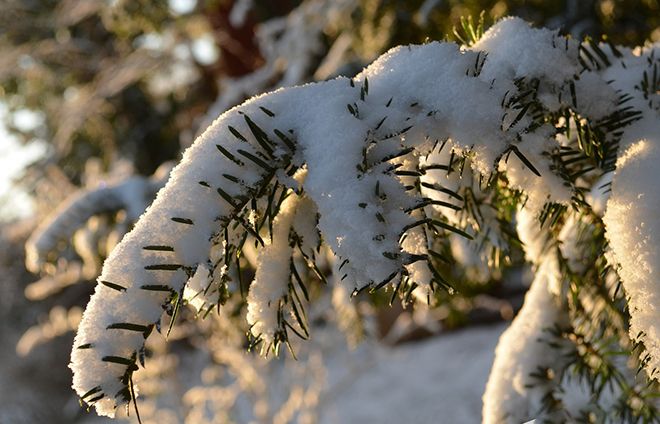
[482,208,571,423]
[70,18,637,417]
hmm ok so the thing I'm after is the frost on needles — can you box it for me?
[66,17,660,419]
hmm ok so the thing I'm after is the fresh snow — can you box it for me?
[483,208,567,423]
[601,44,660,383]
[246,192,300,348]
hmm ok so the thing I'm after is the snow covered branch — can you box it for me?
[482,209,570,423]
[68,17,659,418]
[25,163,173,275]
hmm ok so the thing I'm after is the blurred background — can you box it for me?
[0,0,658,423]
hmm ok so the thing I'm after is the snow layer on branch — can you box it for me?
[70,111,268,416]
[602,43,660,381]
[419,142,464,225]
[604,137,660,381]
[357,41,506,174]
[183,262,215,313]
[472,17,579,86]
[482,255,564,424]
[483,208,566,423]
[502,127,573,212]
[247,193,298,346]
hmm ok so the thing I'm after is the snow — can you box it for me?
[482,208,567,424]
[246,193,299,348]
[512,207,547,265]
[71,323,504,424]
[601,43,660,381]
[604,137,660,382]
[472,16,579,86]
[556,371,620,421]
[183,262,214,312]
[318,324,505,424]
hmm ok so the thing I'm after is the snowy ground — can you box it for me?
[318,324,505,424]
